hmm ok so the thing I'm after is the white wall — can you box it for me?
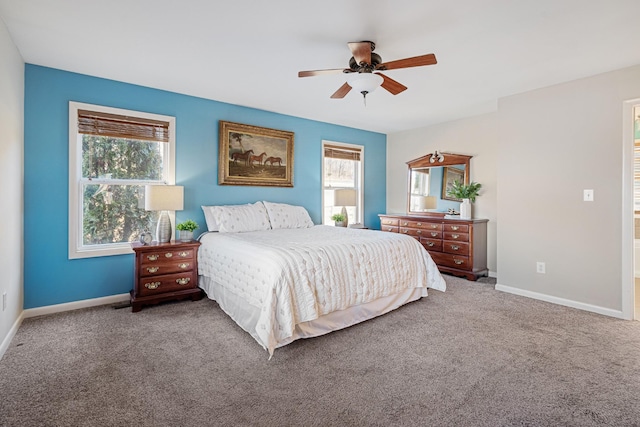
[0,17,24,358]
[388,64,640,318]
[387,113,499,275]
[497,64,640,315]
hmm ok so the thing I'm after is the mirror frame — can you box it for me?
[406,152,473,215]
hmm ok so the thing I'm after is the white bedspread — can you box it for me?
[198,225,445,355]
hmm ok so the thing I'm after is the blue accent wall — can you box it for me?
[24,64,386,309]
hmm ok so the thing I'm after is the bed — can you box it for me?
[198,201,446,357]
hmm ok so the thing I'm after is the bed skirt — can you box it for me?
[199,275,427,355]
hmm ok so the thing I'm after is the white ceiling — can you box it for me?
[2,0,640,134]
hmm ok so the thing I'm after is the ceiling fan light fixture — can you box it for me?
[347,72,383,95]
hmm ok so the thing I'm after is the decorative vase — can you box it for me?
[334,221,345,227]
[460,198,472,220]
[178,230,194,241]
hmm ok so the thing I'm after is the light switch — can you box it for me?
[583,189,594,202]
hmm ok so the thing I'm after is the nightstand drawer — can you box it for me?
[139,260,195,277]
[138,272,197,297]
[142,248,195,263]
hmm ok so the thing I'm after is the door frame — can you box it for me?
[622,98,639,320]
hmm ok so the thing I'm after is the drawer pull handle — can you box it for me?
[165,253,173,258]
[402,222,408,226]
[386,227,393,231]
[452,234,459,239]
[451,245,460,251]
[431,232,438,237]
[454,259,464,265]
[416,222,422,226]
[178,263,190,269]
[176,278,190,285]
[147,255,159,261]
[403,230,409,234]
[430,225,438,229]
[451,226,460,231]
[146,267,159,273]
[426,241,434,247]
[145,281,161,290]
[416,230,422,234]
[178,251,189,257]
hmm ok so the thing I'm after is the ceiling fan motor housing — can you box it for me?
[348,52,382,72]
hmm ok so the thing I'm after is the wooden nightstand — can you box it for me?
[130,240,202,312]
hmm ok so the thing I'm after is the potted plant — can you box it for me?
[331,213,346,227]
[176,219,198,241]
[447,181,482,219]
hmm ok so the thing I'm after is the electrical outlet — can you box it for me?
[536,262,546,274]
[583,189,594,202]
[2,292,6,311]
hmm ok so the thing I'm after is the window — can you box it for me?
[322,141,364,225]
[68,102,175,259]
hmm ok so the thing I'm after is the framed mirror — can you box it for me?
[406,152,472,215]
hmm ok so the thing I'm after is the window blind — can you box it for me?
[324,144,361,161]
[78,109,170,142]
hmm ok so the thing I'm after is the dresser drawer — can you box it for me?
[420,238,443,252]
[399,227,431,238]
[444,223,469,233]
[381,225,399,233]
[400,220,442,231]
[138,271,197,297]
[380,217,399,226]
[142,248,195,263]
[430,252,471,271]
[443,240,470,256]
[139,260,195,277]
[443,231,469,242]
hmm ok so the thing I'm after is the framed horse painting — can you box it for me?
[218,121,294,187]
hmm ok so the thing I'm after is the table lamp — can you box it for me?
[145,185,184,243]
[417,195,437,212]
[334,189,357,227]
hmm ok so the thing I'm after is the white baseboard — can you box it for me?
[488,270,497,278]
[495,284,625,319]
[23,293,130,319]
[0,311,25,361]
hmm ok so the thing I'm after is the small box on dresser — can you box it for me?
[130,240,202,312]
[379,214,488,281]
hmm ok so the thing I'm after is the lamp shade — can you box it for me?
[145,185,184,211]
[417,196,437,210]
[334,189,357,207]
[347,73,383,94]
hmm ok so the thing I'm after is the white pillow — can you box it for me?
[263,201,314,229]
[201,205,220,231]
[207,202,271,233]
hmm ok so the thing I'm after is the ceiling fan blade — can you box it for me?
[348,41,372,65]
[376,53,437,71]
[377,73,407,95]
[298,68,350,78]
[330,82,352,99]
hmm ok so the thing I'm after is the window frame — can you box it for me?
[321,140,364,226]
[68,101,176,259]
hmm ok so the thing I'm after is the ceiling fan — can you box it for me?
[298,41,437,103]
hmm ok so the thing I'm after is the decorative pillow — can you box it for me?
[208,202,271,233]
[263,201,314,229]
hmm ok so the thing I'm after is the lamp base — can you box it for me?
[341,206,349,228]
[156,211,172,243]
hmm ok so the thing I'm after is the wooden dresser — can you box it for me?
[130,240,202,312]
[379,214,488,281]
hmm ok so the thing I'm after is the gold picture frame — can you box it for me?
[442,166,465,201]
[218,121,294,187]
